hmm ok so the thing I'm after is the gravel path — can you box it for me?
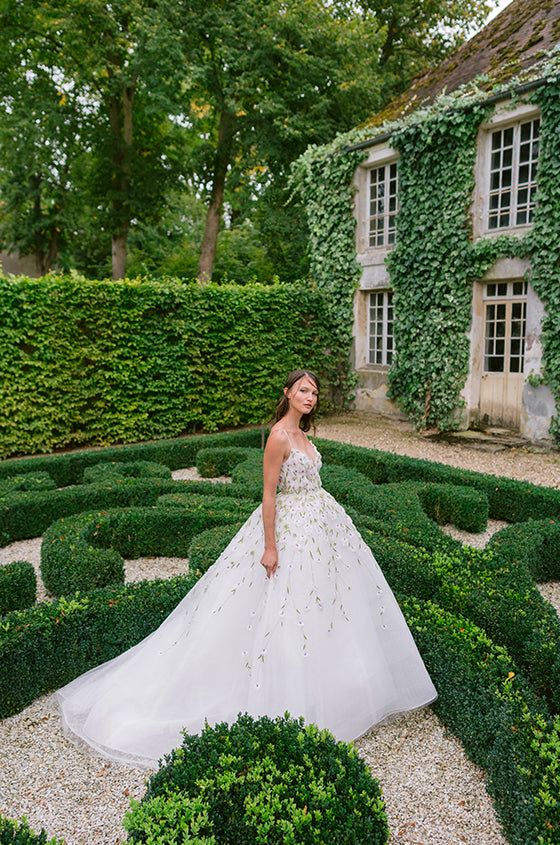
[1,414,559,845]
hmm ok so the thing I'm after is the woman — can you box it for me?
[54,369,436,768]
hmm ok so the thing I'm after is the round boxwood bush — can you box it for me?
[125,714,389,845]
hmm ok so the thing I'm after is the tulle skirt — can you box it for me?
[53,488,437,768]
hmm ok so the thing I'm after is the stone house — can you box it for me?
[349,0,560,441]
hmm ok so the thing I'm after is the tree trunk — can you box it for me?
[31,176,59,275]
[107,81,135,280]
[37,227,59,276]
[197,111,237,284]
[112,228,129,280]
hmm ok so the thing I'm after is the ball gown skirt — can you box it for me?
[53,443,437,769]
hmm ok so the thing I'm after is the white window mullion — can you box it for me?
[368,291,394,366]
[487,118,540,231]
[368,163,398,248]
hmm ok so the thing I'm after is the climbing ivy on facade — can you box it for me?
[294,55,560,439]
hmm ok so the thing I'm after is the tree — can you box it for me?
[170,0,384,282]
[359,0,497,101]
[0,0,186,279]
[0,56,86,275]
[172,0,497,282]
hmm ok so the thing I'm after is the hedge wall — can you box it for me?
[0,274,344,458]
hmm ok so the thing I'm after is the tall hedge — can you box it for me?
[0,274,344,458]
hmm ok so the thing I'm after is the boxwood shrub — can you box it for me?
[0,429,263,487]
[196,447,261,478]
[82,460,172,484]
[402,597,560,845]
[0,478,182,545]
[488,518,560,583]
[127,714,389,845]
[314,437,560,522]
[0,816,64,845]
[0,472,56,496]
[40,495,259,598]
[0,575,195,718]
[0,560,36,614]
[41,511,126,597]
[367,533,560,710]
[188,525,243,575]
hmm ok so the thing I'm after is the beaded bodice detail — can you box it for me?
[277,441,322,494]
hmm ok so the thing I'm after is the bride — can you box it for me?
[53,369,437,768]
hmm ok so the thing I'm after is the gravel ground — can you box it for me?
[1,414,559,845]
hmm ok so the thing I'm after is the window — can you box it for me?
[487,118,540,230]
[368,290,394,365]
[483,281,527,373]
[368,162,398,247]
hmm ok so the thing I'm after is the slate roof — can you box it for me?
[367,0,560,129]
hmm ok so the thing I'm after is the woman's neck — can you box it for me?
[280,410,302,431]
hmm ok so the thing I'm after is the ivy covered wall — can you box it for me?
[294,58,560,441]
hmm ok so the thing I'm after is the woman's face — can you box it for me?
[285,376,319,415]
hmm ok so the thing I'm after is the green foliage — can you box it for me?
[0,429,262,487]
[488,518,560,583]
[41,511,126,598]
[196,448,260,478]
[0,473,55,496]
[0,576,195,718]
[314,437,560,522]
[0,816,64,845]
[386,105,489,429]
[188,525,242,576]
[0,477,182,544]
[320,465,460,550]
[0,275,342,457]
[528,83,560,440]
[82,461,172,484]
[415,481,488,532]
[401,597,560,845]
[369,536,560,710]
[0,561,36,614]
[131,713,388,845]
[40,497,257,598]
[0,0,495,280]
[291,145,365,406]
[0,0,188,279]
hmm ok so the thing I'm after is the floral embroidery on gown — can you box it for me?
[54,441,437,768]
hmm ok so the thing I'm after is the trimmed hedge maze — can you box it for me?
[1,430,560,843]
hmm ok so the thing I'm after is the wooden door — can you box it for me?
[479,281,527,428]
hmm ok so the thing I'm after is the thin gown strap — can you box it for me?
[280,429,293,447]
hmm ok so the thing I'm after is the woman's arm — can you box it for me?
[260,429,288,578]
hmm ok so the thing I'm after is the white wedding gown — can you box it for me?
[54,441,437,768]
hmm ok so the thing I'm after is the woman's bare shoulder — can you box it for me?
[265,426,290,458]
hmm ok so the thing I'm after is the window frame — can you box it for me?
[482,281,528,375]
[367,289,394,367]
[485,115,540,233]
[367,161,398,249]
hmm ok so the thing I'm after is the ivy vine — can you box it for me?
[527,81,560,441]
[292,145,365,406]
[294,50,560,440]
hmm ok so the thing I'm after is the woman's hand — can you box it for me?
[260,548,278,578]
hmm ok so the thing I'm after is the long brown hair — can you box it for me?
[272,369,320,433]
